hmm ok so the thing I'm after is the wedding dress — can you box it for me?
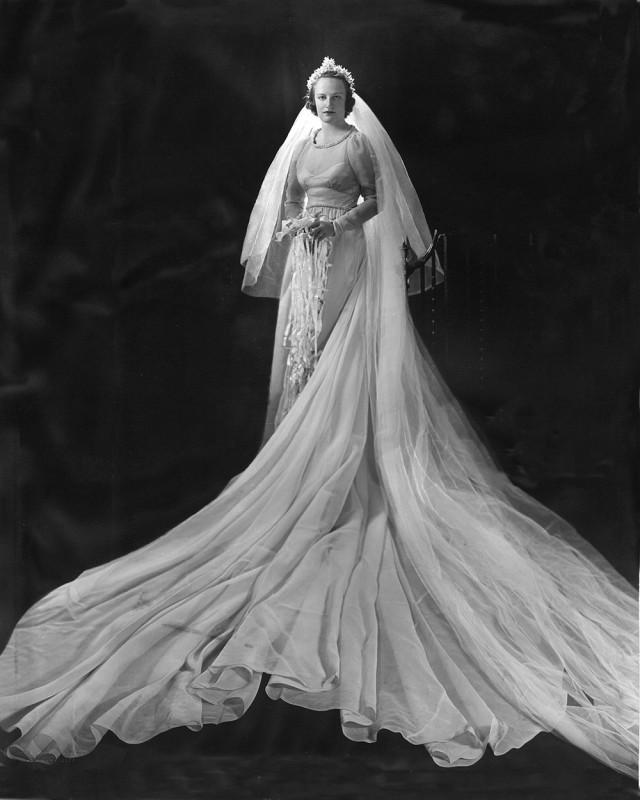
[0,95,637,778]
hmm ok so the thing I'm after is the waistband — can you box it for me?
[306,203,356,219]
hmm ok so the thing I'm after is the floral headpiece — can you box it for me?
[306,57,355,94]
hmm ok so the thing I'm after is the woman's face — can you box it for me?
[313,77,347,124]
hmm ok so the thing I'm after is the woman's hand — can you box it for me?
[307,218,335,242]
[274,218,297,241]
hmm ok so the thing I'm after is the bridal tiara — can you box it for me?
[306,57,356,94]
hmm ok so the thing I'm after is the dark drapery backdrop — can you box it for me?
[0,0,638,791]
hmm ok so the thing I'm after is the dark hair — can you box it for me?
[304,72,355,116]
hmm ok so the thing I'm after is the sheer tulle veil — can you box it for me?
[241,92,638,775]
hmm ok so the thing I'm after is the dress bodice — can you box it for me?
[284,127,377,222]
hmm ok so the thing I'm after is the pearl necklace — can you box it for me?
[312,126,354,148]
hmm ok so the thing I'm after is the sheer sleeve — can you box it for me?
[333,131,379,235]
[284,140,307,220]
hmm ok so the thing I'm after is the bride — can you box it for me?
[0,58,637,778]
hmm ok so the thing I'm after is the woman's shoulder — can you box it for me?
[291,133,314,161]
[346,127,376,166]
[346,127,373,154]
[349,126,370,143]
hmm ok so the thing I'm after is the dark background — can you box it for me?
[0,1,638,797]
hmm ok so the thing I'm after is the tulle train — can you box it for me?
[0,266,637,777]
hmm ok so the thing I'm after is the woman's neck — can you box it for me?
[316,121,351,144]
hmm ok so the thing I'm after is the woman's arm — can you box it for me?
[333,132,378,235]
[284,141,306,220]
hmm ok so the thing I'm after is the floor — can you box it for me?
[1,721,637,799]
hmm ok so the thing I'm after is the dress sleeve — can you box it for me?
[284,140,306,220]
[333,131,379,235]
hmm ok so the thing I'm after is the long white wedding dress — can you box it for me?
[0,95,637,777]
